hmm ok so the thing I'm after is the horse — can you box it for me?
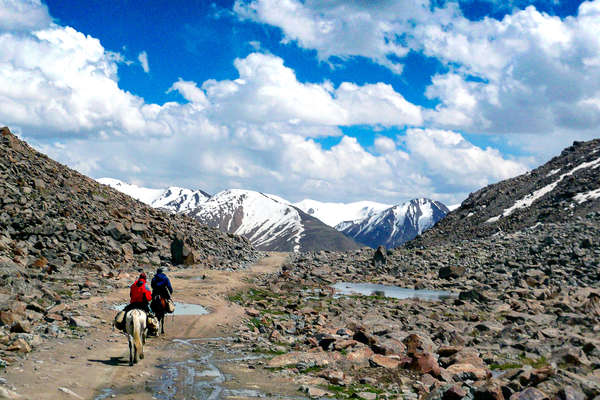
[125,309,147,366]
[150,295,168,336]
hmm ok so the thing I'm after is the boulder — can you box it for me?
[439,266,465,280]
[171,234,184,265]
[372,245,387,266]
[105,221,126,241]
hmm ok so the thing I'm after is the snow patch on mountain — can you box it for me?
[97,178,210,213]
[294,199,391,227]
[338,198,449,248]
[97,178,164,205]
[190,189,305,252]
[486,156,600,223]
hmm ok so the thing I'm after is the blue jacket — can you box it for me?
[151,272,173,299]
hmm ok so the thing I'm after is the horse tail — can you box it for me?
[133,311,144,360]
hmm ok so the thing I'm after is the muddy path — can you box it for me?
[2,252,304,400]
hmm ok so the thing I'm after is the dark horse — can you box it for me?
[150,295,168,335]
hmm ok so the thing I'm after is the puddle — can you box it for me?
[113,302,209,316]
[331,282,456,301]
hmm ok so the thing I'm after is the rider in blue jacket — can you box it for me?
[151,268,173,300]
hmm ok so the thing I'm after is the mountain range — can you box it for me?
[98,178,449,251]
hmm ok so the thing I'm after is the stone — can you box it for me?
[404,333,434,356]
[69,316,92,328]
[372,245,387,266]
[356,392,377,400]
[413,352,441,376]
[7,338,31,353]
[171,234,184,265]
[10,320,31,333]
[65,222,77,231]
[439,266,465,280]
[473,381,505,400]
[555,386,585,400]
[346,346,375,365]
[0,311,20,327]
[267,352,334,369]
[369,354,400,369]
[509,388,548,400]
[131,223,146,233]
[182,245,196,266]
[445,363,489,381]
[105,221,126,241]
[121,243,134,261]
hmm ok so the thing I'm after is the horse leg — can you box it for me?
[160,313,165,335]
[133,316,143,363]
[128,335,133,366]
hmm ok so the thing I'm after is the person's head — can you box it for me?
[157,268,163,274]
[139,272,147,281]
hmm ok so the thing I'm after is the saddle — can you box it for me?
[151,295,175,314]
[113,309,159,333]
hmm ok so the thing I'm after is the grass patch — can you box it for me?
[325,383,383,399]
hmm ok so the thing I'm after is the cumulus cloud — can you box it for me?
[234,0,448,73]
[137,50,149,73]
[0,0,51,32]
[0,0,531,205]
[421,3,600,138]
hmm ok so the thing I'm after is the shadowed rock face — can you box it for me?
[409,139,600,248]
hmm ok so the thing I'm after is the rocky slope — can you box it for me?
[232,211,600,400]
[338,198,449,248]
[411,139,600,247]
[0,127,257,358]
[188,189,360,252]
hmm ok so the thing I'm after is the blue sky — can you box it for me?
[1,0,598,205]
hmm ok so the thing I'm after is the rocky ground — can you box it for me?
[230,215,600,400]
[0,127,259,369]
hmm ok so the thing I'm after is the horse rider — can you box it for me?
[151,268,173,300]
[123,272,152,315]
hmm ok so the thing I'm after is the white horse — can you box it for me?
[125,309,147,366]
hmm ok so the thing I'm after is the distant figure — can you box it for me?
[151,268,173,300]
[123,272,152,315]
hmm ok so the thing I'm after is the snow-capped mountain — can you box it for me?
[294,199,391,227]
[188,189,360,252]
[411,138,600,248]
[97,177,165,205]
[337,198,449,249]
[97,178,210,213]
[151,187,211,214]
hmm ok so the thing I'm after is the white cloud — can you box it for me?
[137,50,149,73]
[374,136,397,154]
[0,0,51,32]
[234,0,447,73]
[0,0,531,205]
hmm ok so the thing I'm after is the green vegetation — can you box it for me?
[325,383,383,399]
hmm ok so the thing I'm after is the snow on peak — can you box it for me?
[294,199,391,227]
[97,177,165,205]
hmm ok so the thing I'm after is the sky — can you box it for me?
[1,0,599,205]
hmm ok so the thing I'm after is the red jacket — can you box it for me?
[130,278,152,304]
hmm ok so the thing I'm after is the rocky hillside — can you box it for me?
[0,126,258,354]
[188,189,360,252]
[338,198,449,248]
[411,139,600,247]
[233,211,600,399]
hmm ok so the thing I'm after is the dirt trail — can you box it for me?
[2,252,297,400]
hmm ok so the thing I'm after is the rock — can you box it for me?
[346,346,375,365]
[69,316,92,328]
[458,289,489,303]
[105,221,126,241]
[246,308,260,317]
[413,352,441,376]
[404,333,434,356]
[267,352,334,369]
[65,222,77,232]
[425,384,467,400]
[121,243,134,260]
[373,337,406,355]
[57,387,83,399]
[182,245,196,266]
[300,385,331,399]
[356,392,377,400]
[369,354,400,369]
[473,381,505,400]
[7,338,31,353]
[0,385,21,399]
[509,388,549,400]
[9,320,30,333]
[372,245,387,266]
[555,386,585,400]
[445,363,490,381]
[131,223,146,233]
[0,311,20,327]
[439,266,465,280]
[171,234,184,265]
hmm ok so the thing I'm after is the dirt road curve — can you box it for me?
[3,252,296,400]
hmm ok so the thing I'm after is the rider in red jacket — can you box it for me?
[123,272,152,314]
